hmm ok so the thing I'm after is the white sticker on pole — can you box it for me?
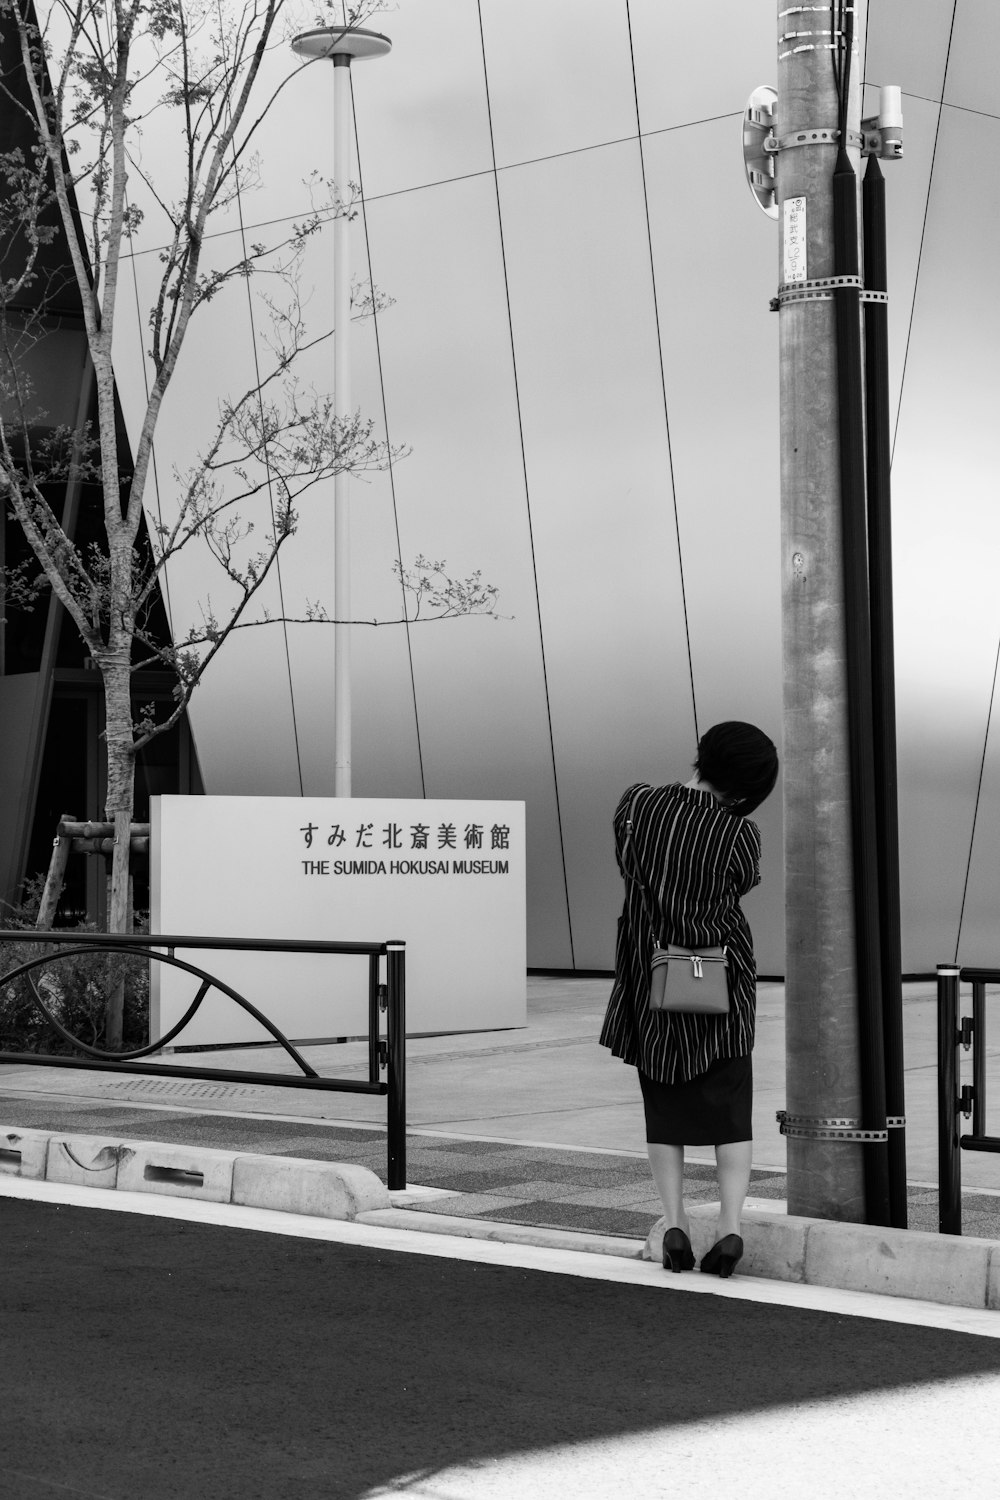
[783,196,807,284]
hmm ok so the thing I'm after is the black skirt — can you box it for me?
[638,1053,753,1146]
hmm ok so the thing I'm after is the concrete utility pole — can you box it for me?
[773,0,885,1220]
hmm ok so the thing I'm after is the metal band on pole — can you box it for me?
[770,275,889,311]
[777,1111,888,1142]
[765,127,865,151]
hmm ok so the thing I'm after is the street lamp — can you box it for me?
[290,25,392,797]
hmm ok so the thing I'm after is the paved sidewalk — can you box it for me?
[2,976,999,1241]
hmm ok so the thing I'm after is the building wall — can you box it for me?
[103,0,1000,974]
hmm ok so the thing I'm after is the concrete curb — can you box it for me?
[645,1204,1000,1312]
[0,1124,390,1221]
[6,1122,1000,1313]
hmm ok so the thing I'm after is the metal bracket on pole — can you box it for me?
[777,4,858,13]
[763,127,864,154]
[770,276,889,311]
[861,116,904,160]
[776,1110,889,1143]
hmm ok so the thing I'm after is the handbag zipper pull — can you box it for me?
[692,956,703,979]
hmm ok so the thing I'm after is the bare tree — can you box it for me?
[0,0,498,999]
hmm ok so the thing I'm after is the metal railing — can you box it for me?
[937,964,1000,1234]
[0,930,407,1189]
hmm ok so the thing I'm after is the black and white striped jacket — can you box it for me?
[599,782,761,1084]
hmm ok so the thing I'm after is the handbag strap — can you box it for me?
[621,790,665,946]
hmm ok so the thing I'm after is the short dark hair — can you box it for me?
[695,721,779,818]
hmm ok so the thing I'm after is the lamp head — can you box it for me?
[291,27,392,63]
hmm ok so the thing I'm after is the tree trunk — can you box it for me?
[102,655,135,1050]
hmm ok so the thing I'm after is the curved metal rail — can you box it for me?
[0,930,407,1188]
[2,943,318,1075]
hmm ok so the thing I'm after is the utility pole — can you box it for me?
[745,4,906,1224]
[772,0,889,1221]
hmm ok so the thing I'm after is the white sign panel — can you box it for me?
[783,195,807,284]
[150,796,526,1046]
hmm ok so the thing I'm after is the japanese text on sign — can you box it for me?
[299,818,513,876]
[783,195,807,284]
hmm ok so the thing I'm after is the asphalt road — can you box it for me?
[3,1194,1000,1500]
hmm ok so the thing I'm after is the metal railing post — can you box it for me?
[385,940,406,1191]
[938,964,962,1235]
[972,980,986,1140]
[368,952,380,1085]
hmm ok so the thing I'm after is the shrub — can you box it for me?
[0,876,150,1055]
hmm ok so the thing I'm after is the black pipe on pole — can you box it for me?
[832,126,891,1222]
[863,153,908,1229]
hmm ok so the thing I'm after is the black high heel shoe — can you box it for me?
[662,1227,695,1273]
[699,1234,744,1278]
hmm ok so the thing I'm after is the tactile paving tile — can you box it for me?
[94,1078,265,1099]
[477,1200,660,1238]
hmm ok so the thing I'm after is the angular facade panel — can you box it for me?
[347,0,496,199]
[889,106,1000,969]
[629,0,775,136]
[480,0,637,166]
[354,176,573,965]
[112,228,306,793]
[496,142,700,968]
[946,0,1000,113]
[954,695,1000,968]
[865,0,957,104]
[642,118,785,968]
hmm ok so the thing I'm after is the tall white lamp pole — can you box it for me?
[290,26,391,796]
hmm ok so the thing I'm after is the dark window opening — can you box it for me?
[23,696,90,923]
[22,683,201,928]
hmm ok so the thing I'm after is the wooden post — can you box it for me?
[35,815,148,1050]
[35,813,75,929]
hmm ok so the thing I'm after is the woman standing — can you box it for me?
[600,721,779,1278]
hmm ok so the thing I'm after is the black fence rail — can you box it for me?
[938,963,1000,1234]
[0,930,407,1189]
